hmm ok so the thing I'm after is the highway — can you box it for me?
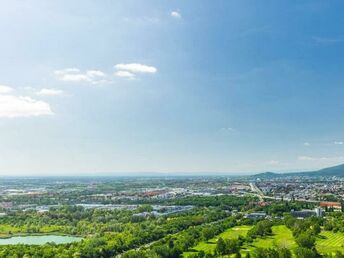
[249,182,319,203]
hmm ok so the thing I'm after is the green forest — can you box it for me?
[0,196,343,257]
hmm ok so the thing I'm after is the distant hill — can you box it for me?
[253,163,344,178]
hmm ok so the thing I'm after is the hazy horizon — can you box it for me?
[1,1,344,175]
[0,163,337,177]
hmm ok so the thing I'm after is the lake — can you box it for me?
[0,235,83,245]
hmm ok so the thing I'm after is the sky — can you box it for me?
[1,0,344,175]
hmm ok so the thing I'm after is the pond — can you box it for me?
[0,235,83,245]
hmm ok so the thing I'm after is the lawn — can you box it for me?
[184,225,344,257]
[183,225,252,257]
[184,225,296,257]
[316,231,344,255]
[240,225,296,256]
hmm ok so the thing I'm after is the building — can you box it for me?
[314,207,324,217]
[291,208,324,219]
[320,202,342,211]
[244,212,266,220]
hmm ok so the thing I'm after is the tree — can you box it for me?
[312,224,321,235]
[226,239,240,255]
[215,237,226,256]
[254,248,278,258]
[278,248,292,258]
[294,247,318,258]
[335,251,344,258]
[122,250,148,258]
[247,220,272,239]
[138,205,153,212]
[202,227,215,241]
[295,232,316,249]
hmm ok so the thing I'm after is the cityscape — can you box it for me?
[0,166,342,256]
[1,1,344,257]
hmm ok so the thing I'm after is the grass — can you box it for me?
[247,225,296,249]
[184,225,344,257]
[316,231,344,255]
[183,225,251,257]
[0,224,72,238]
[184,225,295,257]
[241,225,296,256]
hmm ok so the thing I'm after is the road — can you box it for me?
[250,182,265,202]
[249,182,319,203]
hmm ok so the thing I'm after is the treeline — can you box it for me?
[0,206,228,257]
[324,212,344,233]
[261,201,316,216]
[122,217,288,258]
[284,215,323,257]
[122,216,241,258]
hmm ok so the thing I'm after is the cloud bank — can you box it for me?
[55,68,107,84]
[36,88,64,96]
[0,86,53,118]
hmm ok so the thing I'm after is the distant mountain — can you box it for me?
[253,163,344,178]
[251,172,279,179]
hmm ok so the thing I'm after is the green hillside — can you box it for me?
[253,163,344,178]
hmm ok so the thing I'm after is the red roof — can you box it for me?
[320,202,342,208]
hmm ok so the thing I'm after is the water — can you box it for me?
[0,235,83,245]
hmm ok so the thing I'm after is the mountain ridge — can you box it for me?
[253,163,344,178]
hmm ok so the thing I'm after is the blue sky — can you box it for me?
[1,0,344,175]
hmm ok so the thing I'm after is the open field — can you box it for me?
[183,225,251,257]
[184,225,296,257]
[240,225,296,256]
[184,225,344,257]
[316,231,344,255]
[245,225,296,250]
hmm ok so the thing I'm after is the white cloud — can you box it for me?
[86,70,106,77]
[0,84,53,118]
[114,70,135,79]
[115,63,157,74]
[114,63,157,79]
[36,88,64,96]
[0,95,52,118]
[303,142,311,146]
[0,85,13,94]
[170,11,182,19]
[55,68,107,84]
[334,141,344,145]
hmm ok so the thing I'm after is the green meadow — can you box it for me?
[183,225,252,257]
[184,225,344,257]
[316,230,344,255]
[241,225,296,256]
